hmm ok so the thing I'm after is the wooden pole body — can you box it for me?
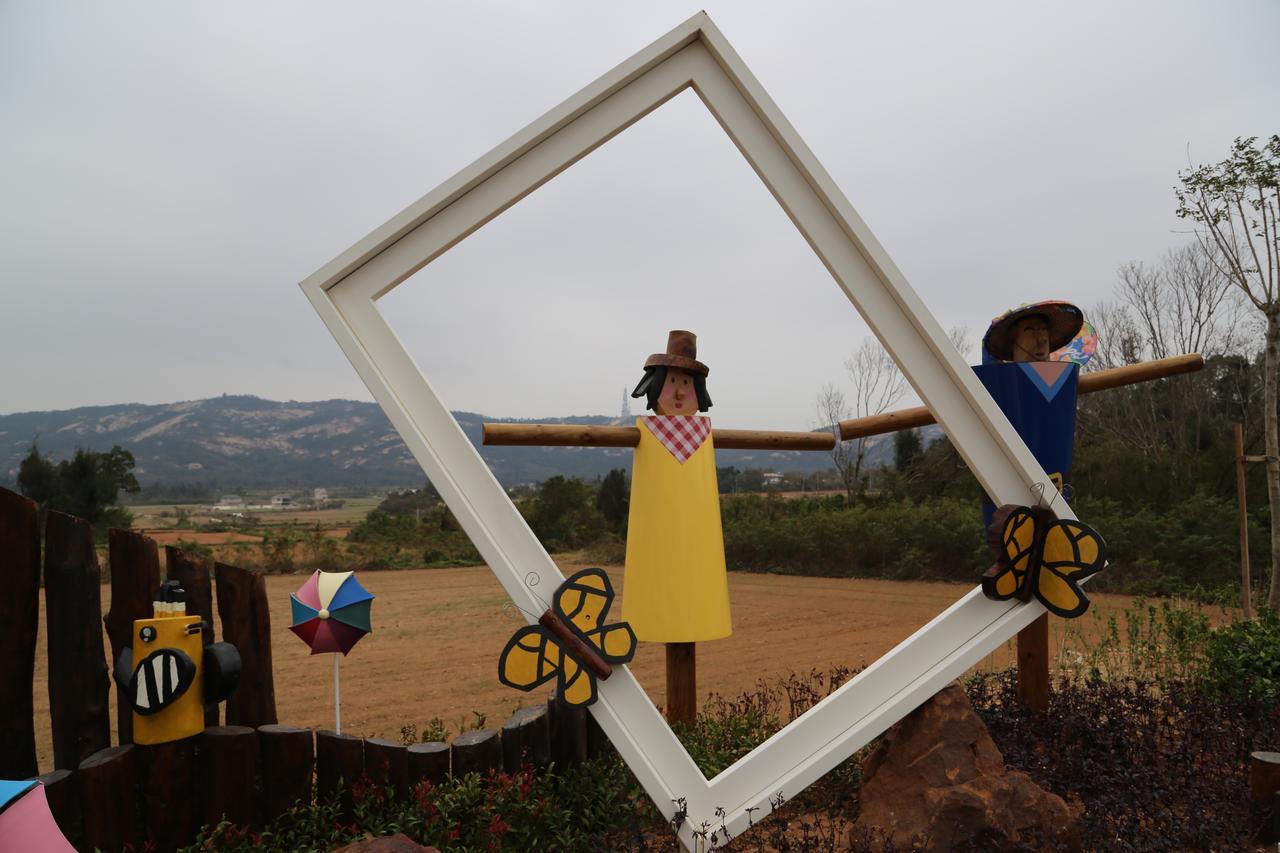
[139,734,201,852]
[45,511,110,770]
[0,487,40,778]
[78,745,138,852]
[106,528,162,744]
[665,642,697,724]
[214,561,279,727]
[1016,614,1050,713]
[257,724,314,822]
[166,546,219,728]
[202,725,261,830]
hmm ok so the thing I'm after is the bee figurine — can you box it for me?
[112,580,242,745]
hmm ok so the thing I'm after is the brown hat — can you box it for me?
[643,330,709,377]
[982,301,1084,362]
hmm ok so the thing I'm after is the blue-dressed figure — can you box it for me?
[974,300,1098,526]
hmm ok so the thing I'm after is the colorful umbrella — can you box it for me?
[0,780,74,852]
[289,570,374,655]
[289,570,374,733]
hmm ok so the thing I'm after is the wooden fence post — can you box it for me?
[548,688,587,770]
[214,561,278,727]
[203,725,261,831]
[316,729,364,820]
[45,510,110,770]
[364,738,409,800]
[451,729,502,778]
[140,735,201,852]
[258,724,314,823]
[106,528,161,745]
[407,742,449,790]
[166,546,218,728]
[501,706,550,773]
[36,768,77,848]
[0,486,40,778]
[79,745,138,852]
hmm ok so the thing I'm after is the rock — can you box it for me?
[851,682,1079,850]
[333,833,438,853]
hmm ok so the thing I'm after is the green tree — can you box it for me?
[1177,135,1280,607]
[525,476,605,551]
[18,443,140,529]
[595,469,629,529]
[894,428,922,472]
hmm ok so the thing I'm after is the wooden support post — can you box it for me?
[547,688,587,770]
[364,738,410,801]
[1235,424,1255,620]
[451,729,502,778]
[501,705,550,772]
[202,725,260,830]
[139,735,201,852]
[214,562,278,727]
[666,642,697,724]
[1016,613,1050,714]
[0,487,40,779]
[166,546,219,728]
[407,742,450,789]
[1251,751,1280,843]
[78,745,138,853]
[45,511,110,770]
[35,768,77,848]
[316,729,364,819]
[106,528,161,745]
[258,724,313,822]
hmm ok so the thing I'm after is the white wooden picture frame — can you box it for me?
[301,12,1075,849]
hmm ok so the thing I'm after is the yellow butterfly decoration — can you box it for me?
[498,568,636,706]
[981,504,1106,618]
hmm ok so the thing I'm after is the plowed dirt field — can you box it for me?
[31,564,1148,771]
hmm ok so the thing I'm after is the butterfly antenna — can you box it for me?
[523,571,551,611]
[502,601,543,622]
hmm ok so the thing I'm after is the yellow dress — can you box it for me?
[622,416,732,642]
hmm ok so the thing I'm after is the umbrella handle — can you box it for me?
[334,653,341,735]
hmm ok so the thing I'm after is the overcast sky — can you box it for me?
[2,1,1277,431]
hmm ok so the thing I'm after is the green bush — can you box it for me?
[1201,608,1280,705]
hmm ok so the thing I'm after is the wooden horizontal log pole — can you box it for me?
[482,423,835,451]
[838,353,1205,441]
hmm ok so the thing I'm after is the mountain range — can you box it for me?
[0,395,902,493]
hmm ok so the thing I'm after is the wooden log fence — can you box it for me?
[0,498,608,851]
[0,486,40,778]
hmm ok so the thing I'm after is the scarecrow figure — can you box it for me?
[975,301,1097,525]
[624,330,732,644]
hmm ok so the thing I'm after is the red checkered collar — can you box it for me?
[640,415,712,463]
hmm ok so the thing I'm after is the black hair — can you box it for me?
[630,365,712,412]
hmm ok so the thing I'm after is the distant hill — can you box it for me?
[0,395,916,494]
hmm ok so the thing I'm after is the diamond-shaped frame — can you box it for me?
[301,13,1077,849]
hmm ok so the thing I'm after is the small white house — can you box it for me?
[215,495,245,509]
[271,494,294,508]
[762,472,784,486]
[313,488,329,504]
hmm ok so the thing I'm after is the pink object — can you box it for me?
[641,415,712,463]
[0,784,74,852]
[294,570,322,609]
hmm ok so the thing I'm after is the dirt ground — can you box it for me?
[29,565,1170,773]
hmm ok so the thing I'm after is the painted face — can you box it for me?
[655,368,697,415]
[1011,316,1051,362]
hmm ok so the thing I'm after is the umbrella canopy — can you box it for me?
[0,780,74,852]
[289,570,374,655]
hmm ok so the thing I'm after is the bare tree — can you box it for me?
[1177,135,1280,608]
[815,383,857,499]
[1083,242,1248,471]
